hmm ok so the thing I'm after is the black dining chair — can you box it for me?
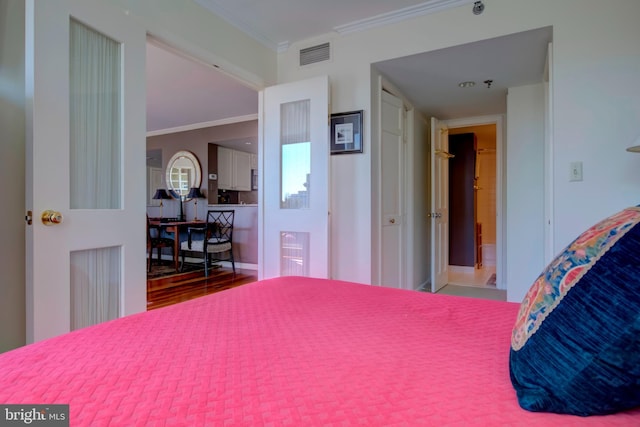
[180,210,235,276]
[147,215,175,272]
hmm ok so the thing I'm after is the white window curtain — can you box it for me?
[280,231,310,276]
[69,19,122,328]
[71,247,121,330]
[69,19,121,209]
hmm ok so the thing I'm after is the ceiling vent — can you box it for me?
[299,42,331,66]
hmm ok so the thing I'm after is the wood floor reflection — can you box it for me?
[147,267,258,310]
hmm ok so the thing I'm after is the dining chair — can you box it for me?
[180,210,235,276]
[147,215,175,272]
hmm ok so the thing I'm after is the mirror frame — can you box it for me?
[165,150,202,199]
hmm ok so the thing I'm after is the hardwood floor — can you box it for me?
[147,267,258,310]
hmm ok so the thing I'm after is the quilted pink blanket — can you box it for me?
[1,277,638,426]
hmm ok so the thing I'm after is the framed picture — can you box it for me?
[330,110,363,154]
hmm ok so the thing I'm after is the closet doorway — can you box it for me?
[448,123,497,288]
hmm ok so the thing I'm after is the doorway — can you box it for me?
[144,37,261,283]
[446,121,499,288]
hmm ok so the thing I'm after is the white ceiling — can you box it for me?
[146,1,552,145]
[146,41,258,133]
[374,26,552,120]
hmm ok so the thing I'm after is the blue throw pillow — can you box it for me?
[510,206,640,416]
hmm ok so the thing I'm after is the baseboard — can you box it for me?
[216,261,258,271]
[416,280,430,292]
[153,254,257,271]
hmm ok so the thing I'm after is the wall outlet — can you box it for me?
[208,173,217,180]
[569,161,583,182]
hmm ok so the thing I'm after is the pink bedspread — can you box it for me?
[1,277,638,426]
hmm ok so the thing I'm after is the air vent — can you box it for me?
[299,42,331,66]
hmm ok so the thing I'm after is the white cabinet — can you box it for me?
[218,147,252,191]
[218,147,233,190]
[233,150,252,191]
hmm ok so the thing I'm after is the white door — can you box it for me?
[259,76,330,279]
[380,90,405,288]
[26,0,146,343]
[430,117,449,292]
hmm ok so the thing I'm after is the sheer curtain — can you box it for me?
[69,19,122,329]
[70,18,121,209]
[71,247,121,329]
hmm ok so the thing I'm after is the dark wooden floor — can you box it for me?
[146,267,258,310]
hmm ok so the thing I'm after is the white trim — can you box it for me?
[277,42,290,53]
[445,114,505,290]
[334,0,474,35]
[195,0,474,52]
[404,108,414,291]
[257,90,265,280]
[146,114,258,137]
[153,254,257,271]
[544,42,555,263]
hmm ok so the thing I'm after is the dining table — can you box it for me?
[149,218,206,272]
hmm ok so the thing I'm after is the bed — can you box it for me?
[0,276,638,426]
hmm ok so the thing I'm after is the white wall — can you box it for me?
[506,84,545,302]
[0,0,25,352]
[550,1,640,249]
[277,0,640,295]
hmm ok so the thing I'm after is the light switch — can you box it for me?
[569,162,583,182]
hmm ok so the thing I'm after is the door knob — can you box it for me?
[41,210,63,226]
[389,218,395,224]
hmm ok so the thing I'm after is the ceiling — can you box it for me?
[146,1,552,146]
[146,41,258,133]
[374,26,552,120]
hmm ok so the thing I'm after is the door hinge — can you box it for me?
[25,210,33,225]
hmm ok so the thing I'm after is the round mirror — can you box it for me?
[165,150,202,199]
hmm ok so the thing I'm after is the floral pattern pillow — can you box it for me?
[512,207,640,350]
[510,206,640,416]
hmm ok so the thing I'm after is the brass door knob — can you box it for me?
[41,210,63,226]
[389,218,396,224]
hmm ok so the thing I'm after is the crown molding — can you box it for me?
[195,0,473,52]
[276,41,291,53]
[334,0,474,35]
[147,114,258,137]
